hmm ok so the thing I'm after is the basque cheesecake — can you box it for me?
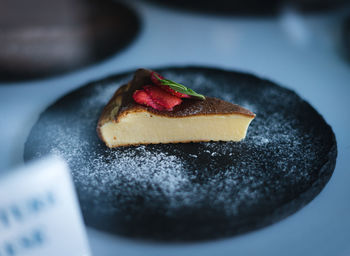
[97,69,255,147]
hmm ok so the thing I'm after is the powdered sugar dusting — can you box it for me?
[25,68,336,239]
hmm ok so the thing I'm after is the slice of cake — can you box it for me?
[97,68,255,147]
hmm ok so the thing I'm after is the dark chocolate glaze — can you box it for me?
[24,66,337,241]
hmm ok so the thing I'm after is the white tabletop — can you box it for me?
[0,2,349,256]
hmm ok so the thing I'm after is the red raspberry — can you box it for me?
[132,89,166,111]
[144,85,182,111]
[159,85,191,98]
[150,71,190,99]
[150,71,164,86]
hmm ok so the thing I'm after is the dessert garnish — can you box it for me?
[132,72,205,111]
[151,72,204,99]
[133,85,182,111]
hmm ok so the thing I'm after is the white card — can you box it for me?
[0,156,91,256]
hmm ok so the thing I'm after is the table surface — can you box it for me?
[0,2,349,256]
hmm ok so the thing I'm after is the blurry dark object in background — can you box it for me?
[0,0,140,82]
[344,17,350,62]
[146,0,348,15]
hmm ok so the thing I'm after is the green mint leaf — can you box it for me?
[155,74,205,100]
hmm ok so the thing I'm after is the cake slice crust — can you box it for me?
[97,69,255,147]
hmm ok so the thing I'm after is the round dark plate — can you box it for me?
[24,67,337,241]
[144,0,347,15]
[344,17,350,62]
[0,0,140,82]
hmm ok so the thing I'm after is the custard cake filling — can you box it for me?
[100,110,254,147]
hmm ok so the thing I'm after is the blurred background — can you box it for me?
[0,0,350,255]
[0,0,349,82]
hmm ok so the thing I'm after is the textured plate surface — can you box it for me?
[24,67,337,241]
[145,0,347,15]
[344,17,350,62]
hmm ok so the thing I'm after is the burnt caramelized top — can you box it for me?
[98,68,255,127]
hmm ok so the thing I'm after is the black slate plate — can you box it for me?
[0,0,140,82]
[24,67,337,241]
[344,17,350,62]
[145,0,347,15]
